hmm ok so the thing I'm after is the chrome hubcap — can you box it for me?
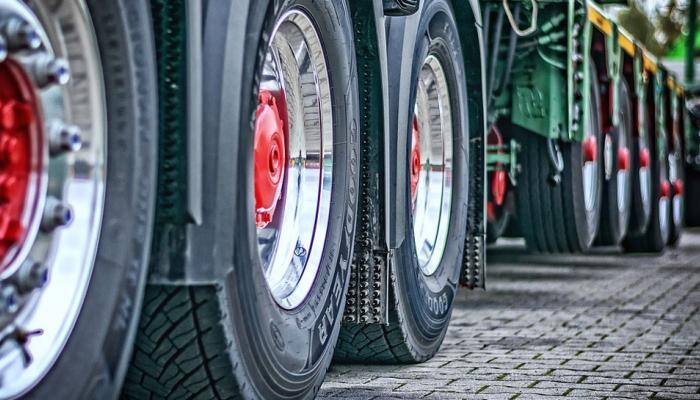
[255,9,333,310]
[0,0,106,396]
[411,55,452,277]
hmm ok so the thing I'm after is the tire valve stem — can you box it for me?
[6,327,43,366]
[41,196,73,232]
[294,246,306,258]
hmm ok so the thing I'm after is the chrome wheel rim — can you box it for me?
[669,148,682,229]
[0,0,106,396]
[616,119,631,224]
[254,9,333,310]
[411,55,453,277]
[582,94,600,235]
[658,137,670,236]
[639,110,652,218]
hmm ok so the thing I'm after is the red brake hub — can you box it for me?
[673,180,683,197]
[660,180,671,199]
[0,60,41,271]
[639,148,650,169]
[617,147,630,171]
[410,115,421,203]
[254,90,286,228]
[487,125,507,209]
[583,136,598,162]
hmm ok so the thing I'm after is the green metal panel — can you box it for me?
[511,58,567,139]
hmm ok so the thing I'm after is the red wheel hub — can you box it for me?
[660,180,671,199]
[487,124,507,209]
[583,136,598,162]
[410,115,421,202]
[0,60,41,271]
[254,90,286,228]
[673,180,684,197]
[639,148,650,169]
[617,147,630,171]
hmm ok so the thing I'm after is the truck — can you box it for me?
[0,0,694,399]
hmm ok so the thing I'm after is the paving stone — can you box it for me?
[319,232,700,399]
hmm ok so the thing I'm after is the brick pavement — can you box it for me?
[320,230,700,399]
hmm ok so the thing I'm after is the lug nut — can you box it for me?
[1,285,18,314]
[41,196,73,232]
[0,36,7,63]
[14,260,48,292]
[49,121,82,155]
[2,19,41,51]
[21,54,70,88]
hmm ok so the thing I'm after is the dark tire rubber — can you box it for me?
[487,208,511,244]
[685,166,700,226]
[598,81,633,245]
[515,64,604,253]
[335,0,468,363]
[124,0,360,398]
[623,86,670,253]
[24,1,158,399]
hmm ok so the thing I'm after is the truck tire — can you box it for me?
[623,94,671,252]
[515,64,604,253]
[685,166,700,226]
[598,81,633,245]
[627,86,654,236]
[123,0,360,398]
[0,1,158,399]
[335,0,469,363]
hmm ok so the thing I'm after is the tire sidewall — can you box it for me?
[224,0,359,397]
[394,0,468,357]
[26,1,158,398]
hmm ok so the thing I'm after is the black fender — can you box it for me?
[378,0,485,254]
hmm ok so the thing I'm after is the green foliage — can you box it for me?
[617,0,691,57]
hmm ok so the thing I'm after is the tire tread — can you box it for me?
[123,286,241,400]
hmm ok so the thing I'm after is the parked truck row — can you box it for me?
[0,0,696,399]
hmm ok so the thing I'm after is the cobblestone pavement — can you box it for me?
[320,231,700,399]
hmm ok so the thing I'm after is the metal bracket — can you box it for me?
[546,138,564,185]
[383,0,419,16]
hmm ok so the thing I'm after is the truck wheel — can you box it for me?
[515,64,603,253]
[668,132,684,246]
[335,0,468,363]
[623,102,671,252]
[0,1,158,399]
[123,1,359,398]
[627,89,654,236]
[598,81,633,245]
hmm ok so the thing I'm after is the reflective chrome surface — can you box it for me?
[0,0,106,397]
[583,91,601,236]
[256,9,333,310]
[412,55,453,277]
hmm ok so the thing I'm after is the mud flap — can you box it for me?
[343,0,390,325]
[461,135,486,289]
